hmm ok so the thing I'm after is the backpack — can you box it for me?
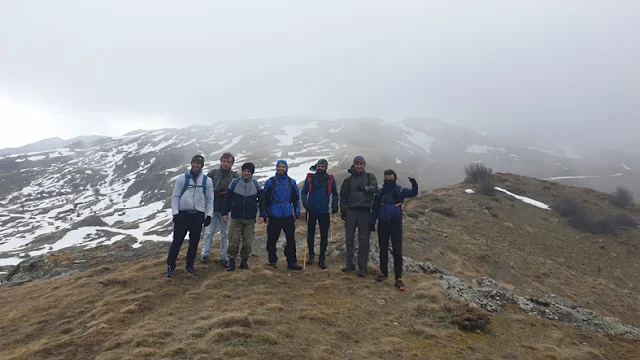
[229,178,260,193]
[181,172,207,197]
[267,176,297,203]
[306,173,334,195]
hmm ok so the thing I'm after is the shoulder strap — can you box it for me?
[327,174,334,195]
[289,176,296,201]
[306,173,313,194]
[252,179,259,192]
[181,172,190,196]
[269,177,276,201]
[202,175,207,196]
[394,186,401,205]
[230,178,240,192]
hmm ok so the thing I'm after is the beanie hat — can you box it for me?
[309,158,329,171]
[191,154,204,165]
[353,155,366,165]
[242,162,255,174]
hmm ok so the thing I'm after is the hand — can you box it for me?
[409,177,417,185]
[331,203,339,214]
[369,223,376,232]
[204,216,212,227]
[258,217,264,224]
[222,215,229,223]
[303,202,309,211]
[341,211,347,221]
[295,215,299,223]
[264,217,269,224]
[172,214,179,223]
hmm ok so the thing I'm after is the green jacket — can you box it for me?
[207,168,239,213]
[339,168,378,212]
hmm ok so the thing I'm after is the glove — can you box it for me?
[204,216,212,227]
[369,223,376,232]
[303,202,310,211]
[332,203,339,214]
[409,177,417,186]
[356,186,366,193]
[341,211,347,221]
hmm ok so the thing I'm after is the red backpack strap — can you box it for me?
[327,174,334,195]
[306,173,313,194]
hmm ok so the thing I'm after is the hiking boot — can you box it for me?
[239,258,249,270]
[395,279,406,291]
[341,265,356,272]
[318,258,327,269]
[287,263,303,270]
[166,264,175,278]
[226,259,236,271]
[375,274,387,282]
[358,269,367,278]
[221,259,229,268]
[268,262,277,268]
[306,254,314,266]
[185,266,198,276]
[200,256,209,264]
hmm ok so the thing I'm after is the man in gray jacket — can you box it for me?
[166,154,214,277]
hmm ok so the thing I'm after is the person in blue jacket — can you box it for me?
[263,160,303,270]
[370,169,418,291]
[301,159,339,269]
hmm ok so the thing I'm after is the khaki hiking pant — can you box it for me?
[227,219,255,261]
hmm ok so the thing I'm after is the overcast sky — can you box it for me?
[1,1,638,148]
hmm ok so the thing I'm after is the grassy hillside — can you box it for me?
[1,173,639,359]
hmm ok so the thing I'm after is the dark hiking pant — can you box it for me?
[167,211,204,268]
[345,208,371,271]
[307,212,330,260]
[377,220,403,280]
[267,216,297,265]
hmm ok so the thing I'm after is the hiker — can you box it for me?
[263,160,303,270]
[222,162,266,271]
[370,170,418,291]
[166,154,214,277]
[201,152,239,268]
[339,156,378,277]
[301,159,339,269]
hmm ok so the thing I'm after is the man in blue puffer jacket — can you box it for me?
[301,159,339,269]
[263,160,303,270]
[370,169,418,291]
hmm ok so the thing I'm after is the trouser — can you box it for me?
[227,219,255,261]
[167,211,204,268]
[266,216,297,265]
[306,212,330,259]
[377,220,403,280]
[201,212,230,261]
[345,208,371,271]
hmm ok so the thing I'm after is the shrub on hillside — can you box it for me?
[464,163,493,184]
[444,301,491,332]
[478,178,497,196]
[609,187,634,208]
[550,197,586,218]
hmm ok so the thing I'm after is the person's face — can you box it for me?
[220,157,233,170]
[316,164,327,173]
[242,169,252,179]
[384,174,396,181]
[191,161,203,173]
[277,163,287,176]
[354,162,365,173]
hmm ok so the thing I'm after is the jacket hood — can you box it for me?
[275,160,289,174]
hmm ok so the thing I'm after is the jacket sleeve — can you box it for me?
[172,175,184,216]
[365,173,378,193]
[339,178,349,213]
[332,177,339,208]
[300,177,309,204]
[399,181,419,201]
[205,175,214,218]
[292,180,301,217]
[370,191,381,224]
[222,181,233,215]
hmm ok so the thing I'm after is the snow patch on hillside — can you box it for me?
[495,187,550,210]
[274,123,318,146]
[466,144,507,154]
[622,163,632,171]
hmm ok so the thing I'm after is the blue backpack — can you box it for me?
[181,172,207,197]
[229,178,260,193]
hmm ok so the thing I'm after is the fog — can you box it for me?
[1,0,638,148]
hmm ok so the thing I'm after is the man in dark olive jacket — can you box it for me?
[201,152,239,267]
[339,156,378,277]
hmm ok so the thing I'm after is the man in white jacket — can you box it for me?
[166,154,214,277]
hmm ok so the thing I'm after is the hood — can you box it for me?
[347,165,366,175]
[275,159,289,175]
